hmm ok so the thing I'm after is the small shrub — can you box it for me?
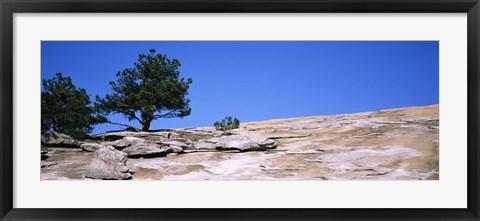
[214,116,240,131]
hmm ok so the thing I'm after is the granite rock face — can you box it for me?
[193,129,276,152]
[111,137,189,158]
[41,131,80,148]
[41,104,439,181]
[79,142,104,152]
[84,146,132,180]
[121,141,168,158]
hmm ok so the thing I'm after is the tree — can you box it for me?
[214,116,240,131]
[95,49,193,131]
[42,73,105,139]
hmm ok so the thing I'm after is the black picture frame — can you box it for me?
[1,0,479,220]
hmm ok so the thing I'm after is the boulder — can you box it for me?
[118,137,167,158]
[41,131,80,148]
[109,138,131,150]
[80,142,104,152]
[105,136,147,150]
[193,129,276,152]
[115,136,187,158]
[84,146,132,180]
[214,129,276,151]
[122,144,168,158]
[93,130,170,141]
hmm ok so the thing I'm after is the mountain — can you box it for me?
[41,104,439,180]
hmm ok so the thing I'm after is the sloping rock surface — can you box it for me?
[79,142,104,152]
[110,137,187,158]
[193,129,276,151]
[41,131,80,148]
[41,104,439,180]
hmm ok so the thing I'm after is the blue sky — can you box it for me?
[41,41,439,134]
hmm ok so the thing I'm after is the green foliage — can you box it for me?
[95,49,192,131]
[214,116,240,131]
[41,73,106,139]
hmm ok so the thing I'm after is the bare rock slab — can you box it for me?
[79,142,104,152]
[85,146,132,180]
[194,129,277,152]
[122,144,168,158]
[41,131,80,148]
[118,137,181,158]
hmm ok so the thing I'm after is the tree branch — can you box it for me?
[130,112,142,124]
[153,110,177,119]
[105,121,138,130]
[114,110,142,124]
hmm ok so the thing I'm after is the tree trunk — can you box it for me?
[141,113,153,131]
[141,121,151,131]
